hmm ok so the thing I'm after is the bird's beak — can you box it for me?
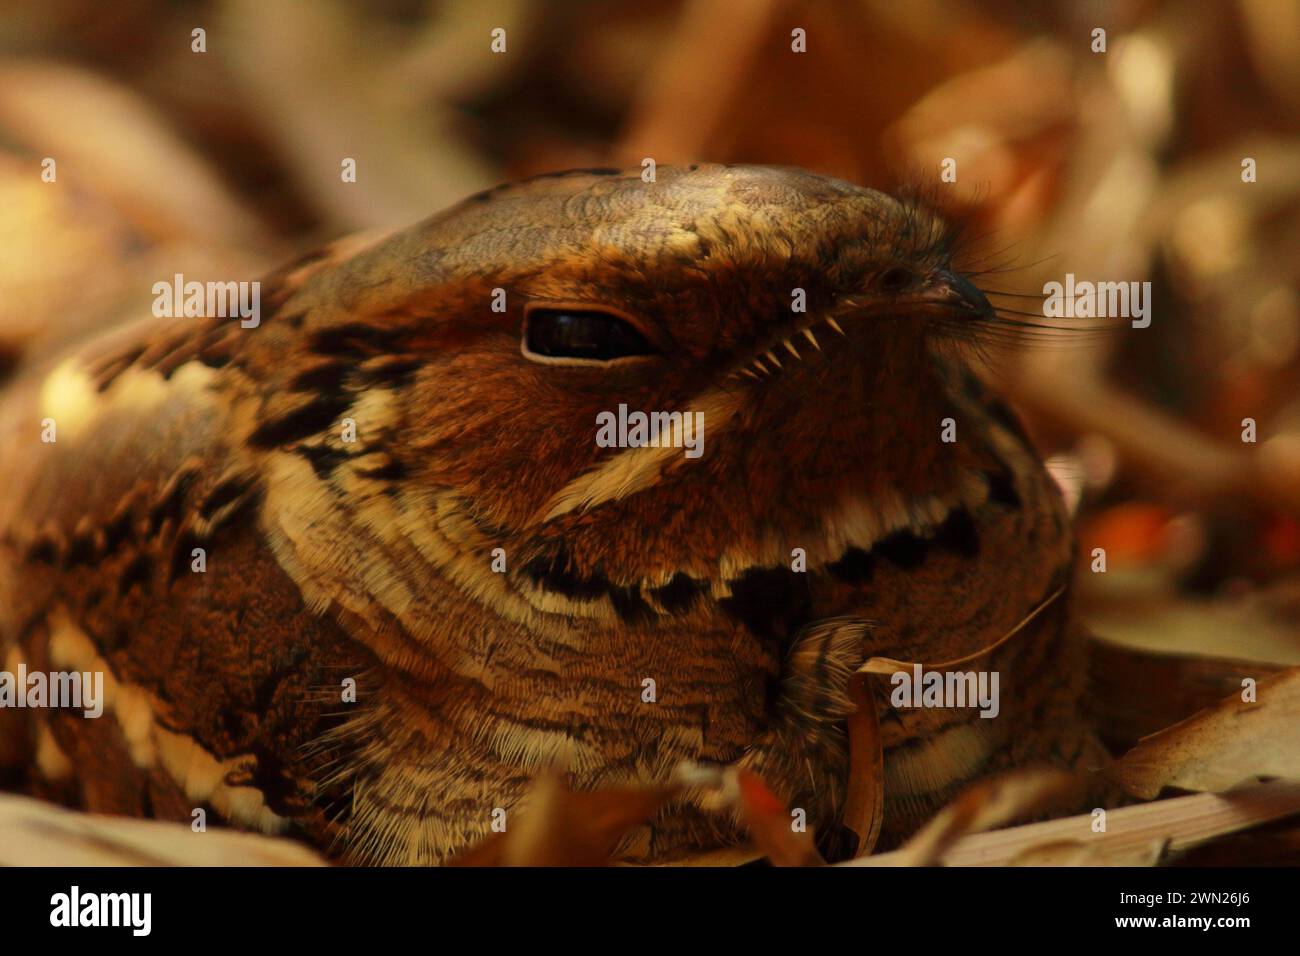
[924,270,995,320]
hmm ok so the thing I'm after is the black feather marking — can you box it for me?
[25,536,58,565]
[934,507,980,558]
[523,548,704,622]
[718,566,813,642]
[986,467,1022,509]
[247,395,352,448]
[609,586,655,625]
[356,459,409,482]
[827,546,875,583]
[361,358,422,387]
[874,528,929,569]
[869,508,981,571]
[118,553,154,596]
[148,469,201,535]
[207,485,263,533]
[103,509,134,554]
[289,363,351,392]
[308,324,407,358]
[650,572,706,613]
[520,549,609,602]
[298,445,350,480]
[199,475,255,519]
[64,531,97,567]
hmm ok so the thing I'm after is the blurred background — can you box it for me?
[2,0,1299,750]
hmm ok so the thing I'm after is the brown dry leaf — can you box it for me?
[1004,838,1166,867]
[841,666,884,857]
[1083,579,1300,673]
[220,0,501,231]
[618,0,783,164]
[0,61,275,367]
[450,772,680,867]
[1109,666,1300,800]
[1089,633,1289,749]
[0,60,265,249]
[0,792,326,866]
[886,39,1075,209]
[734,769,823,867]
[1174,823,1300,866]
[1003,841,1107,866]
[850,781,1300,867]
[884,768,1083,867]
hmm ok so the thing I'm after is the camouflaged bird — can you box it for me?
[0,165,1105,864]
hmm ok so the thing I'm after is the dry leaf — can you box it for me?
[1004,840,1109,866]
[734,769,823,867]
[1109,666,1300,799]
[850,780,1300,867]
[1089,634,1289,749]
[884,768,1082,867]
[0,792,326,866]
[841,665,884,857]
[0,60,264,249]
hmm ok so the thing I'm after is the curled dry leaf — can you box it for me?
[841,664,884,857]
[219,0,500,231]
[619,0,783,163]
[850,781,1300,867]
[1109,666,1300,800]
[0,792,327,867]
[1089,632,1290,750]
[734,769,823,867]
[0,60,265,250]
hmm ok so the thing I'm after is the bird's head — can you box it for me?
[258,165,999,618]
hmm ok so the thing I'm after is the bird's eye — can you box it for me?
[523,308,657,361]
[879,266,914,293]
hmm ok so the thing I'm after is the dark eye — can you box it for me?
[524,308,657,361]
[879,267,913,293]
